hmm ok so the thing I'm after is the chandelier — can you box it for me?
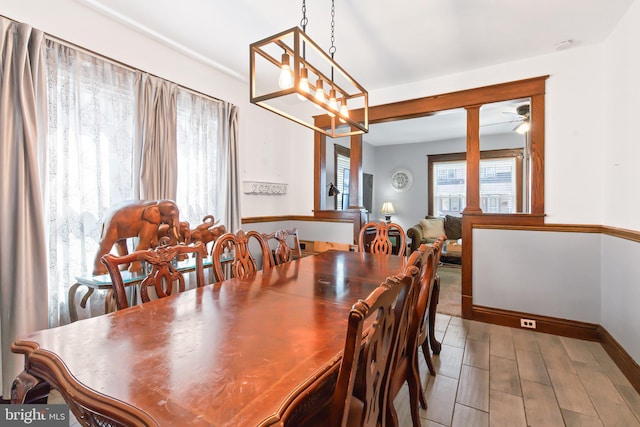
[250,0,368,138]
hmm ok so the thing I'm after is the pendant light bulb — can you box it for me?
[297,67,309,101]
[314,79,325,109]
[328,89,337,117]
[339,99,349,123]
[278,53,293,89]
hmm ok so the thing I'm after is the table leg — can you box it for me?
[11,371,50,404]
[428,276,442,355]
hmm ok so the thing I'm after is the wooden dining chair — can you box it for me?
[358,221,407,256]
[262,228,302,265]
[210,229,272,281]
[303,264,421,427]
[384,246,431,427]
[101,241,207,310]
[424,236,447,360]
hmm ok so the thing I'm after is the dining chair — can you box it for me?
[424,236,447,359]
[210,229,273,281]
[384,246,431,427]
[303,263,421,427]
[101,241,207,310]
[262,228,302,265]
[358,221,407,256]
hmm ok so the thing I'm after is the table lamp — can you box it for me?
[381,202,396,223]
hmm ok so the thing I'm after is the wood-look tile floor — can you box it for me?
[395,314,640,427]
[48,313,640,427]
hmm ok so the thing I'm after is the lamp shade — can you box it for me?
[381,202,396,215]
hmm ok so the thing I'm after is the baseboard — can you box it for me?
[599,326,640,393]
[472,305,640,394]
[471,305,601,341]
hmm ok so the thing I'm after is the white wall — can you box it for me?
[603,0,640,231]
[369,45,607,226]
[600,0,640,363]
[2,0,315,220]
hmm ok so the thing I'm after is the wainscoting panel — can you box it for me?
[472,228,601,324]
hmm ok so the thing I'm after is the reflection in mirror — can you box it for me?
[326,139,350,210]
[479,98,531,213]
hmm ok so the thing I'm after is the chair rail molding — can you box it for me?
[243,181,287,195]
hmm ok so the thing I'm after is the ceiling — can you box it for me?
[77,0,633,145]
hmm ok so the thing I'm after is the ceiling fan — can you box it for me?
[479,103,530,133]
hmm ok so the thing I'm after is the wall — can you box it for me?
[371,133,523,232]
[601,0,640,363]
[369,44,607,227]
[473,229,602,324]
[1,0,314,220]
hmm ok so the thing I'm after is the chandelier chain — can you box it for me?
[329,0,336,58]
[300,0,308,31]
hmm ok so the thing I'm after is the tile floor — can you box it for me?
[394,314,640,426]
[49,313,640,426]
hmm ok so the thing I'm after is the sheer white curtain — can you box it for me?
[175,91,240,234]
[0,17,48,400]
[44,40,136,326]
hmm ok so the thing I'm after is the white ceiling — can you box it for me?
[77,0,633,144]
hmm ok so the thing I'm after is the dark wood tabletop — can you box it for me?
[11,250,407,427]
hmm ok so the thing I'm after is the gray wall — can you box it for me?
[369,133,523,232]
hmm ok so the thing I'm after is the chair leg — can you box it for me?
[411,354,428,414]
[428,278,442,355]
[422,340,436,376]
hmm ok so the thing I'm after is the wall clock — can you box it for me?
[389,169,413,192]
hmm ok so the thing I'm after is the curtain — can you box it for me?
[44,40,136,326]
[220,103,241,232]
[0,18,48,399]
[175,88,220,226]
[135,73,178,201]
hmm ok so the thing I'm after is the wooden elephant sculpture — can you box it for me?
[93,200,181,275]
[158,221,191,245]
[190,215,226,248]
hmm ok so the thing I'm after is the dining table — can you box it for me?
[11,250,416,426]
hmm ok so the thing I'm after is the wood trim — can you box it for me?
[599,326,640,393]
[461,213,545,318]
[472,305,601,341]
[474,223,603,233]
[315,76,549,127]
[474,223,640,242]
[242,215,353,224]
[464,106,482,214]
[602,225,640,243]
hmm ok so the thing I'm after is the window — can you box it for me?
[44,41,230,325]
[334,144,350,210]
[429,149,523,217]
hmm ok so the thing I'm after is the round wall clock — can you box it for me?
[389,168,413,192]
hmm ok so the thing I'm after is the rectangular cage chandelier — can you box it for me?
[250,25,368,138]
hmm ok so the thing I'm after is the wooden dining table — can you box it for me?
[11,250,411,426]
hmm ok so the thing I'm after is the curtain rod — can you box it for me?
[1,14,227,104]
[45,34,225,104]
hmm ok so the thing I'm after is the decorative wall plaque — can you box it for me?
[389,169,413,192]
[243,181,287,195]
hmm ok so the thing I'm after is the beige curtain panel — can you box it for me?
[135,73,178,201]
[0,17,49,399]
